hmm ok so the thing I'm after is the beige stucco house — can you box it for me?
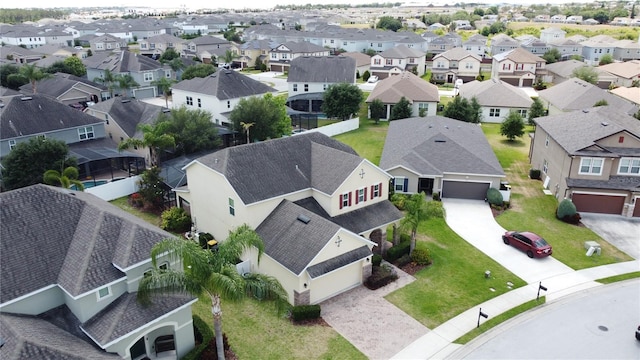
[177,133,403,305]
[491,47,546,87]
[365,71,439,120]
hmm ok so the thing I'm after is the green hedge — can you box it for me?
[386,240,410,263]
[291,304,321,322]
[182,315,214,360]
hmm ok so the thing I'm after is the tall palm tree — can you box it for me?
[43,166,84,191]
[401,193,444,255]
[138,224,289,360]
[115,74,140,98]
[240,121,254,144]
[94,69,117,99]
[219,49,240,68]
[118,122,175,166]
[151,77,175,108]
[19,64,52,94]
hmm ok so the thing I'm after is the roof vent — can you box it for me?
[582,109,589,113]
[20,96,33,101]
[297,214,311,224]
[121,99,131,103]
[435,139,446,143]
[601,121,609,126]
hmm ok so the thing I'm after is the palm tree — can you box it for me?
[219,49,240,68]
[401,193,444,254]
[151,77,176,108]
[19,64,52,94]
[115,74,140,98]
[94,69,117,99]
[43,166,84,191]
[240,121,254,144]
[137,224,289,360]
[118,122,175,166]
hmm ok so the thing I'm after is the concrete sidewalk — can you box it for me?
[391,259,640,359]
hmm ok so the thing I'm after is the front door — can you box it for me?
[418,178,434,195]
[130,337,146,359]
[447,74,454,83]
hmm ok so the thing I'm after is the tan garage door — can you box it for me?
[522,78,534,87]
[309,261,361,304]
[572,193,625,215]
[633,202,640,217]
[442,181,490,200]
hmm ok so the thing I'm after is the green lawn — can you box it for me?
[110,196,163,228]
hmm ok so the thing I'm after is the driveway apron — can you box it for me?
[442,199,574,284]
[579,213,640,259]
[320,264,429,360]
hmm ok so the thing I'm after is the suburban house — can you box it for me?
[268,41,329,73]
[30,44,88,59]
[286,56,356,114]
[537,78,638,116]
[342,51,371,76]
[0,26,46,48]
[171,69,277,126]
[612,40,640,62]
[539,27,566,43]
[427,34,459,55]
[365,71,439,120]
[89,34,126,53]
[463,34,488,57]
[598,60,640,88]
[369,44,426,79]
[184,35,231,64]
[138,33,186,58]
[0,184,196,359]
[519,37,550,55]
[431,47,481,84]
[458,79,533,123]
[0,45,45,64]
[379,116,505,199]
[19,72,108,106]
[542,60,613,88]
[610,87,640,106]
[529,106,640,217]
[232,39,276,69]
[489,34,520,56]
[85,50,172,100]
[580,35,616,66]
[491,47,546,87]
[176,133,403,305]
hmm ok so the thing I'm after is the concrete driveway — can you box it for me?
[442,199,574,284]
[579,213,640,259]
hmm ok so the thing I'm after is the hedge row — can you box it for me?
[291,304,321,322]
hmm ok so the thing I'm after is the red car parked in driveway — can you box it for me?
[502,231,553,258]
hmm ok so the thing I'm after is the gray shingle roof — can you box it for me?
[0,185,175,303]
[459,79,533,108]
[287,56,356,83]
[534,106,640,154]
[272,41,326,53]
[0,94,103,140]
[19,72,107,98]
[432,47,481,62]
[85,51,163,73]
[307,246,371,278]
[544,59,587,78]
[255,200,341,275]
[379,116,505,176]
[193,132,360,204]
[88,97,163,138]
[566,176,640,191]
[538,78,637,114]
[172,69,276,100]
[378,44,425,58]
[366,71,439,104]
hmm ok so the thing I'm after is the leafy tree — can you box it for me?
[528,97,546,125]
[166,58,185,78]
[473,8,485,16]
[401,193,444,255]
[1,64,23,89]
[115,74,139,98]
[1,137,76,191]
[94,69,117,98]
[43,166,84,191]
[376,16,402,32]
[137,166,166,209]
[18,64,52,93]
[362,70,371,81]
[46,56,86,77]
[364,49,376,57]
[137,225,289,360]
[488,21,506,34]
[181,63,216,80]
[86,49,93,57]
[369,99,385,124]
[443,96,481,122]
[230,93,291,141]
[487,5,499,15]
[599,54,613,65]
[390,96,412,120]
[542,48,562,64]
[500,111,525,141]
[159,47,180,62]
[156,106,221,155]
[151,77,176,108]
[468,97,482,123]
[118,122,175,166]
[572,66,599,84]
[321,83,363,121]
[254,57,264,71]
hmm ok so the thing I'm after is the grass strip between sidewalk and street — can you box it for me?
[596,271,640,284]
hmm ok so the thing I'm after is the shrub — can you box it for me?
[432,191,441,201]
[529,168,541,180]
[198,232,214,249]
[362,70,371,82]
[291,305,321,322]
[395,254,412,267]
[129,192,143,207]
[386,241,410,263]
[372,254,382,267]
[486,188,503,206]
[161,207,192,233]
[182,315,214,360]
[557,199,581,224]
[391,193,409,210]
[365,264,398,290]
[410,248,432,265]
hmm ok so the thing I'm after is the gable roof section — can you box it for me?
[85,51,163,73]
[379,44,425,58]
[19,72,107,98]
[193,132,359,204]
[379,116,504,177]
[598,60,640,80]
[0,94,103,140]
[534,106,640,155]
[89,97,163,138]
[459,79,533,108]
[0,185,175,303]
[493,47,545,63]
[538,78,637,113]
[287,56,355,83]
[341,51,371,67]
[172,69,276,100]
[433,47,481,62]
[544,59,587,78]
[273,41,326,53]
[366,71,439,104]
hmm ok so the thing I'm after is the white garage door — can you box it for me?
[310,261,362,304]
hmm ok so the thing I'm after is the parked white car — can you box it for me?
[367,75,379,83]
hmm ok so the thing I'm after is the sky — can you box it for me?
[7,0,595,11]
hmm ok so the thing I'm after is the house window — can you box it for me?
[271,53,277,59]
[159,263,169,270]
[436,61,444,68]
[516,63,524,70]
[489,108,501,117]
[340,192,351,209]
[78,126,95,141]
[282,53,288,59]
[186,96,193,105]
[293,84,298,92]
[385,59,393,65]
[409,57,415,63]
[323,83,327,90]
[144,72,153,82]
[579,158,603,175]
[374,58,381,65]
[371,183,381,198]
[8,139,16,150]
[418,103,428,113]
[228,198,235,216]
[304,84,309,92]
[465,62,473,69]
[618,158,640,175]
[227,101,231,109]
[502,63,511,70]
[394,177,407,192]
[356,188,366,203]
[377,43,382,47]
[545,135,549,147]
[618,136,624,143]
[517,109,527,117]
[165,70,171,78]
[97,286,110,300]
[543,159,548,173]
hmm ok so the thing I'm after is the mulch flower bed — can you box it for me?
[398,262,429,276]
